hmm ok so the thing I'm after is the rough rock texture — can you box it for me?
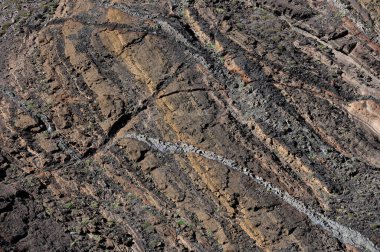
[0,0,379,251]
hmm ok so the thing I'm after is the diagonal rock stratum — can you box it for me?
[0,0,379,251]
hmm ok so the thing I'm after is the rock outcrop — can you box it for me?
[0,0,379,251]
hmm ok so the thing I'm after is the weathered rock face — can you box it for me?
[0,0,379,251]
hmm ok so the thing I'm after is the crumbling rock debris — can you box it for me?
[0,0,379,251]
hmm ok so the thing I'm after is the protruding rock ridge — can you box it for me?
[0,0,379,251]
[124,132,380,252]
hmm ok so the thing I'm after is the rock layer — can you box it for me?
[0,0,379,251]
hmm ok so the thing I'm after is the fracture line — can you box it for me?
[124,132,379,252]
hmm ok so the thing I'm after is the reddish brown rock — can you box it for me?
[0,0,379,251]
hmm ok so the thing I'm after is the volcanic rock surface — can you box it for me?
[0,0,379,251]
